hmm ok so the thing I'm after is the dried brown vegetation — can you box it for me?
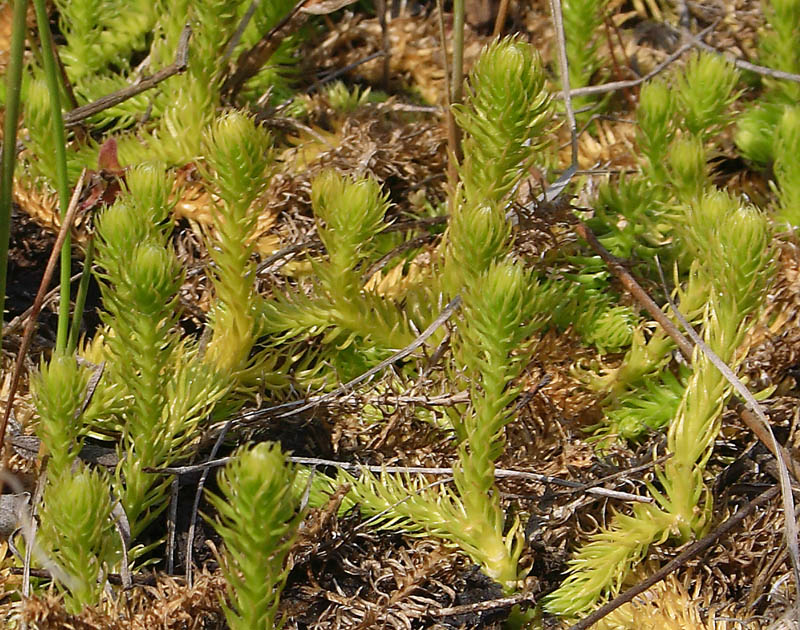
[3,0,800,628]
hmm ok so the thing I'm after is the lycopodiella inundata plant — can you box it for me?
[665,52,738,203]
[451,37,552,209]
[201,111,276,375]
[15,0,299,174]
[32,352,117,611]
[773,106,800,225]
[318,259,546,592]
[259,169,422,387]
[636,79,676,186]
[94,163,226,545]
[446,37,552,292]
[447,260,547,587]
[29,116,286,607]
[546,190,774,616]
[23,79,69,187]
[205,442,302,630]
[736,0,800,162]
[636,53,738,198]
[289,37,556,594]
[38,465,117,614]
[674,52,740,142]
[584,54,741,441]
[32,352,92,478]
[735,0,800,226]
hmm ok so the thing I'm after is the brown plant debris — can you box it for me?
[15,569,226,630]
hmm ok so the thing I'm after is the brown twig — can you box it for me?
[566,213,694,361]
[0,170,86,475]
[571,215,800,490]
[150,457,652,503]
[63,25,191,127]
[256,237,321,275]
[360,232,438,284]
[256,216,446,276]
[738,405,800,483]
[560,20,800,102]
[307,51,388,94]
[222,0,261,66]
[582,453,671,490]
[222,0,312,99]
[426,590,535,618]
[184,404,239,586]
[566,485,780,630]
[276,295,463,419]
[602,16,636,110]
[11,566,158,587]
[492,0,510,38]
[4,272,82,336]
[376,0,390,91]
[685,30,800,83]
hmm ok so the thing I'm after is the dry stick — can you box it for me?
[739,405,800,482]
[110,501,132,590]
[0,170,86,476]
[382,216,448,232]
[4,272,82,336]
[256,216,447,276]
[307,51,387,93]
[569,19,800,100]
[194,294,461,441]
[686,32,800,83]
[222,0,313,98]
[277,295,462,420]
[492,0,511,39]
[557,21,719,100]
[166,476,180,575]
[565,214,694,361]
[184,414,235,587]
[426,591,534,618]
[63,25,191,127]
[222,0,262,66]
[152,457,652,503]
[256,238,321,275]
[360,232,438,284]
[12,566,158,587]
[548,0,578,169]
[656,262,800,621]
[567,485,780,630]
[581,453,671,490]
[602,16,636,110]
